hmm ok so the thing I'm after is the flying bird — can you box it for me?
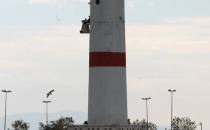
[56,15,62,22]
[47,90,55,98]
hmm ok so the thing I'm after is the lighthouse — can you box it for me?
[70,0,142,130]
[88,0,127,125]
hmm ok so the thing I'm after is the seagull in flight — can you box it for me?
[56,15,61,22]
[47,90,55,98]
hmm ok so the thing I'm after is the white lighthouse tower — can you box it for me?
[70,0,142,130]
[88,0,127,125]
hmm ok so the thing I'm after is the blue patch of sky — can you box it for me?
[0,0,209,27]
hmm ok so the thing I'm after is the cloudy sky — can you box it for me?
[0,0,210,129]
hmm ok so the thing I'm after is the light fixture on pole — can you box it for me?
[142,97,152,130]
[168,89,176,130]
[1,90,12,130]
[42,100,51,125]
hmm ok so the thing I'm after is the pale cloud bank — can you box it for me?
[29,0,87,6]
[29,0,64,5]
[127,16,210,55]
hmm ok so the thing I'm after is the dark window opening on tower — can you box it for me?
[96,0,100,5]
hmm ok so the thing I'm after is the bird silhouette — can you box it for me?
[47,90,55,98]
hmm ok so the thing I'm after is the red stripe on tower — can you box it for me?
[89,52,126,67]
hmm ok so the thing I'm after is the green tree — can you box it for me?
[11,120,30,130]
[39,122,47,130]
[39,117,74,130]
[133,119,157,130]
[172,117,196,130]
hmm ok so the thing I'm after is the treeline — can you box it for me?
[7,116,197,130]
[130,117,197,130]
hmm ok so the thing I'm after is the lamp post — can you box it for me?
[199,122,202,130]
[42,100,51,125]
[142,97,151,130]
[168,89,176,130]
[1,90,12,130]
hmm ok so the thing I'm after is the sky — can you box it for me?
[0,0,210,129]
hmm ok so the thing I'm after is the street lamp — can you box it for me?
[1,90,12,130]
[168,89,176,130]
[142,97,152,130]
[199,122,202,130]
[42,100,51,125]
